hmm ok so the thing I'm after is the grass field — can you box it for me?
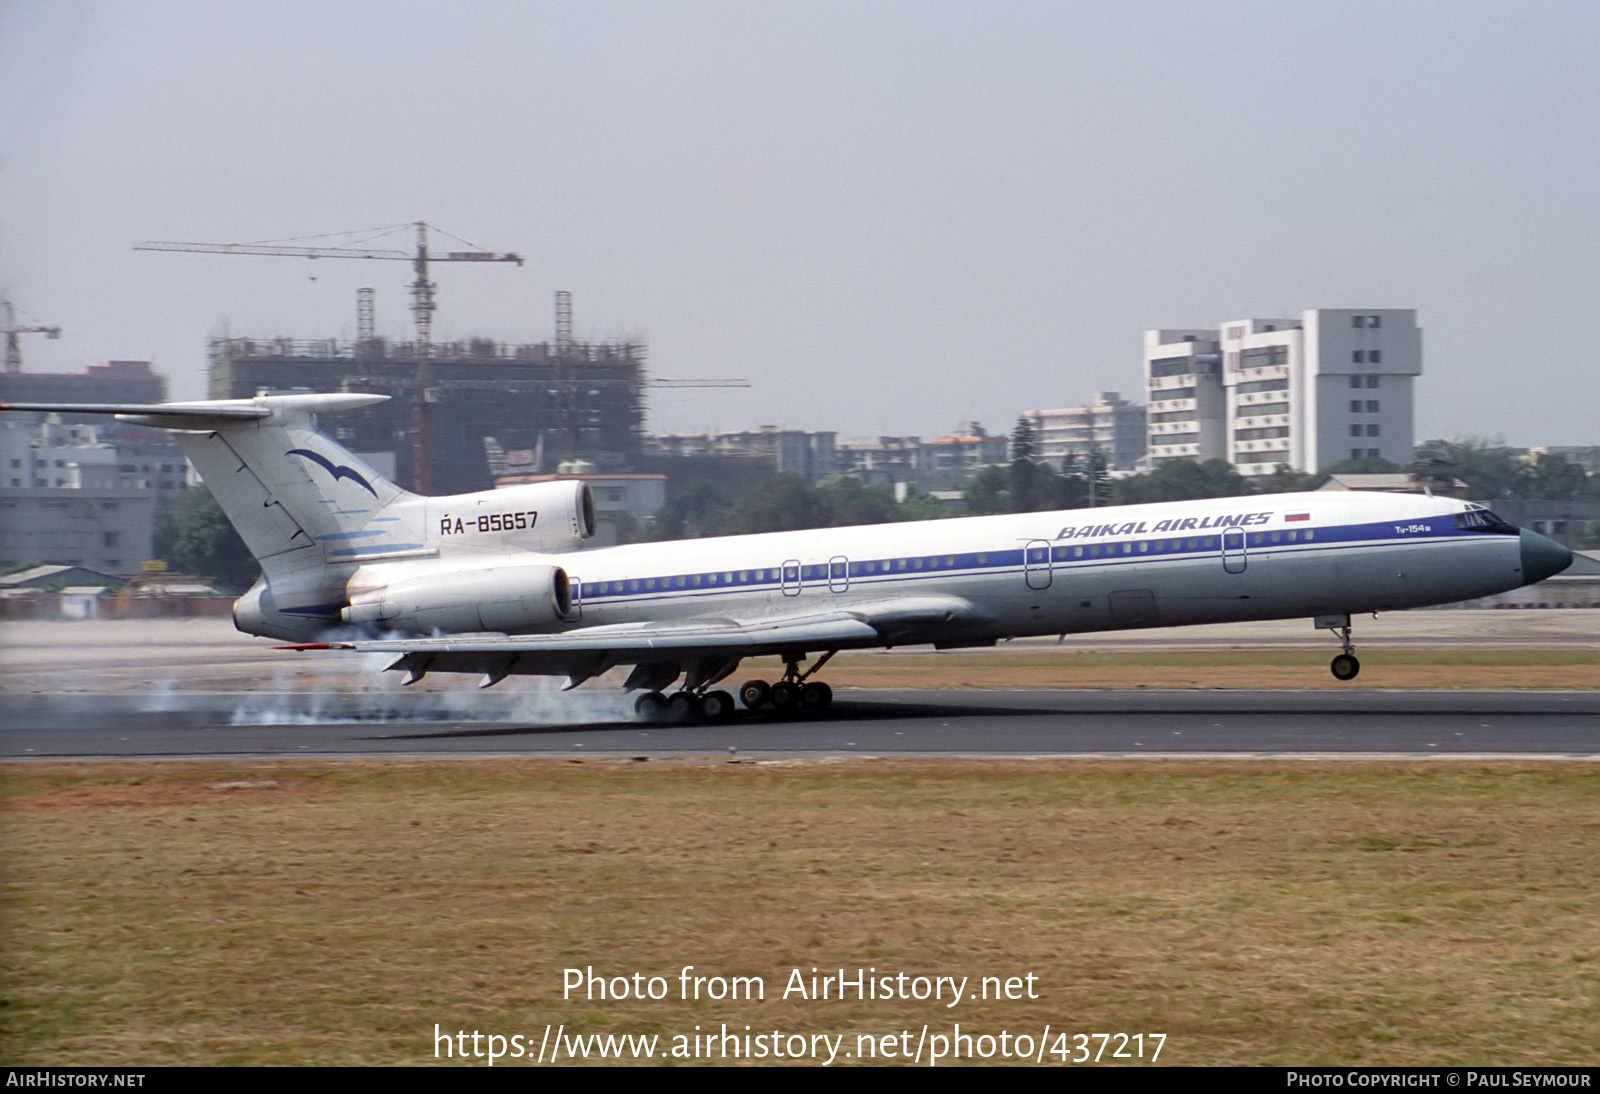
[4,760,1598,1066]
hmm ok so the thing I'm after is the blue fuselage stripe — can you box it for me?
[571,517,1503,607]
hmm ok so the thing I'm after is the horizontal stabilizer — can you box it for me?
[0,393,387,430]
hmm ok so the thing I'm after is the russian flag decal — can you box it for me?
[1285,512,1311,522]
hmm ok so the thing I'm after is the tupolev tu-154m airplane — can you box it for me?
[2,393,1572,720]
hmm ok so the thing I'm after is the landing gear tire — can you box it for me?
[1330,653,1361,681]
[635,691,668,722]
[667,691,702,722]
[798,681,833,712]
[701,690,737,721]
[769,681,800,711]
[739,679,772,709]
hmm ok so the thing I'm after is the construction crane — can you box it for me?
[136,221,521,349]
[136,221,522,493]
[649,377,751,389]
[3,301,62,374]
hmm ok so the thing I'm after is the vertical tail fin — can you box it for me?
[172,401,415,570]
[1,393,413,574]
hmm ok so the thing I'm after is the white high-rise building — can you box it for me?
[1143,331,1225,465]
[1144,309,1421,475]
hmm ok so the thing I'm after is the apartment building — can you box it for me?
[1027,392,1147,471]
[1144,309,1421,475]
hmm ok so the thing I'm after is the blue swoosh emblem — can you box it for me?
[287,448,378,497]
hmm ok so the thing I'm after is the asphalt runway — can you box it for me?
[3,689,1596,759]
[2,613,1595,760]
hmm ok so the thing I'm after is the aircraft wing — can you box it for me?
[284,594,994,684]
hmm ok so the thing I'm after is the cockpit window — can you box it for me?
[1454,509,1517,533]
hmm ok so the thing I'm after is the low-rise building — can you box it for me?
[642,428,837,484]
[0,487,155,575]
[1027,392,1147,471]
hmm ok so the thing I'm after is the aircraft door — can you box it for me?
[1222,529,1247,574]
[1025,539,1053,590]
[781,559,802,597]
[828,556,850,593]
[567,576,583,622]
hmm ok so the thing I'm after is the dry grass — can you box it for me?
[3,760,1598,1066]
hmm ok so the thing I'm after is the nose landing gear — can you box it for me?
[1315,613,1361,681]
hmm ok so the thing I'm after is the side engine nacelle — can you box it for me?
[428,481,595,552]
[342,564,572,635]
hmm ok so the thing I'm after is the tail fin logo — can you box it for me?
[287,448,379,497]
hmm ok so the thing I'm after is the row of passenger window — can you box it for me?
[1055,527,1316,559]
[581,529,1320,597]
[585,555,976,596]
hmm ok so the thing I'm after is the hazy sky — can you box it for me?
[3,0,1597,445]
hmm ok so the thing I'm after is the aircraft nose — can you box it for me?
[1519,528,1574,585]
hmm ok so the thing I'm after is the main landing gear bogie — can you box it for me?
[740,650,838,717]
[635,688,738,724]
[743,679,833,714]
[636,652,840,724]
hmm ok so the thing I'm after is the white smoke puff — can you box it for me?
[228,639,636,727]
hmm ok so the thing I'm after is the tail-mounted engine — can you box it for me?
[343,564,572,634]
[427,480,595,552]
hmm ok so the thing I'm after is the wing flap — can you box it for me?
[283,594,994,680]
[331,615,881,657]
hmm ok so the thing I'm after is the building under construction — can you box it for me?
[208,332,646,495]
